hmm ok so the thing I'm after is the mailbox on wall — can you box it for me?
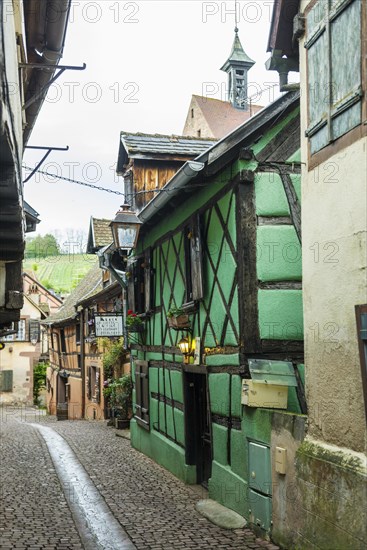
[241,360,298,409]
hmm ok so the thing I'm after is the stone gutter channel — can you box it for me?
[29,422,136,550]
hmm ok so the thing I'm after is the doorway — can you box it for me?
[56,374,68,421]
[184,372,212,487]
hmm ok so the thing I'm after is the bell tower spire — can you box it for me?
[220,27,255,110]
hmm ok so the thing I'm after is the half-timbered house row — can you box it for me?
[125,90,306,535]
[44,262,126,421]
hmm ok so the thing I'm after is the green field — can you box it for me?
[23,254,97,295]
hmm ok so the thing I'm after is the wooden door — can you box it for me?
[184,372,212,487]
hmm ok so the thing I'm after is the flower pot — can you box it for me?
[167,314,190,330]
[126,323,144,333]
[115,418,130,430]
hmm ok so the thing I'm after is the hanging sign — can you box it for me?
[94,313,124,337]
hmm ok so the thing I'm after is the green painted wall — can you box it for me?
[130,419,196,484]
[130,103,304,528]
[258,289,304,340]
[257,225,302,282]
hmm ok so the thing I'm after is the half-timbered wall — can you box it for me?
[129,105,306,523]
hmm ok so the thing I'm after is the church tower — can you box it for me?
[220,28,255,110]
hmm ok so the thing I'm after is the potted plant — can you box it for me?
[103,375,133,429]
[167,305,190,329]
[126,310,144,333]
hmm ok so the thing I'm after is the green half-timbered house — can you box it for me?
[125,91,306,533]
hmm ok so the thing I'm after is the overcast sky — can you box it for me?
[24,0,286,247]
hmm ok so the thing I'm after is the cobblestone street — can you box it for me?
[0,408,279,550]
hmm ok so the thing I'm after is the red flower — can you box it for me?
[127,310,133,315]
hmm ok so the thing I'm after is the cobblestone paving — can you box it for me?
[0,408,82,550]
[0,407,279,550]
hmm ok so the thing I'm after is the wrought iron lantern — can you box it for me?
[110,203,142,251]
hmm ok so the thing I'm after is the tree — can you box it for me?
[25,234,60,258]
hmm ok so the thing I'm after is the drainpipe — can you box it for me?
[80,309,85,418]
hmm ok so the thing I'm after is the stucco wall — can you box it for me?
[300,0,367,452]
[46,366,57,415]
[0,299,42,405]
[182,97,215,138]
[68,376,82,420]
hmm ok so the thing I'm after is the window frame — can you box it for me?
[134,360,150,431]
[305,0,367,169]
[3,319,27,342]
[183,214,204,305]
[128,249,154,315]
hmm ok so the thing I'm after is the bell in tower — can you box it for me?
[220,27,255,110]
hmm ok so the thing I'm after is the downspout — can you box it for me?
[80,309,85,418]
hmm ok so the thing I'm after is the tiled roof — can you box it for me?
[192,95,263,139]
[44,261,102,324]
[91,218,113,248]
[121,132,216,158]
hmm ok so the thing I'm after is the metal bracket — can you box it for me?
[23,145,69,183]
[19,62,86,111]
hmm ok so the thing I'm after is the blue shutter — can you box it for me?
[305,0,362,153]
[330,0,362,140]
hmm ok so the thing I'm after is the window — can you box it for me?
[191,108,194,118]
[134,360,149,430]
[4,320,27,342]
[305,0,364,155]
[60,329,66,353]
[75,322,81,345]
[197,129,201,138]
[29,319,40,344]
[184,215,204,303]
[355,304,367,422]
[128,250,153,314]
[0,370,13,392]
[87,365,101,403]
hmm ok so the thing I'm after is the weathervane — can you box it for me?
[235,0,239,33]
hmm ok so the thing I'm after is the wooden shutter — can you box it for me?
[305,2,329,153]
[305,0,362,153]
[330,0,362,141]
[190,215,204,300]
[0,370,13,392]
[127,259,136,312]
[95,367,101,404]
[87,366,92,400]
[144,248,154,313]
[134,360,150,431]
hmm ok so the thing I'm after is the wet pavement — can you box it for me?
[0,407,279,550]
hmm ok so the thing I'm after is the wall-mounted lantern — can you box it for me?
[178,336,195,364]
[110,203,142,252]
